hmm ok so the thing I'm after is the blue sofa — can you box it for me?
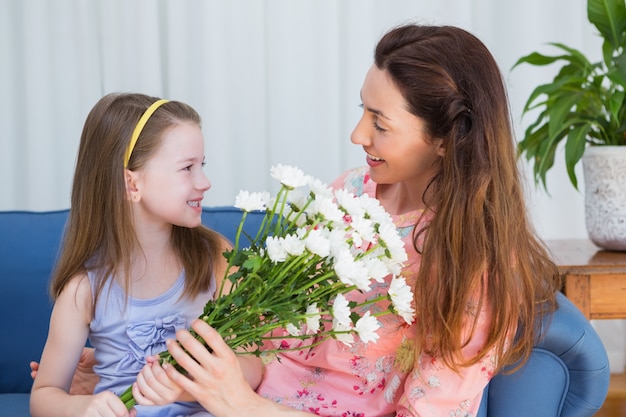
[0,207,610,416]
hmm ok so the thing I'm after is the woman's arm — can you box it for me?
[160,319,316,417]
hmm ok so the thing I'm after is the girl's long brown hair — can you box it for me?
[50,93,223,315]
[375,25,561,373]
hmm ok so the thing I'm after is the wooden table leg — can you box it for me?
[564,274,591,319]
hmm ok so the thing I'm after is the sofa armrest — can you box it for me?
[479,291,610,416]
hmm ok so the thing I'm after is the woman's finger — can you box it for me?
[188,319,235,360]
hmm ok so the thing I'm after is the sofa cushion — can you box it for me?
[0,210,69,394]
[0,393,30,417]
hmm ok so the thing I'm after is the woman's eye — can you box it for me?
[184,165,192,171]
[373,120,386,132]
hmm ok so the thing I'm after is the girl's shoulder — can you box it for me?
[55,272,93,323]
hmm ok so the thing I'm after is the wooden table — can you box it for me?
[546,239,626,413]
[546,239,626,320]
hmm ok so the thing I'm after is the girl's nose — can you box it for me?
[198,172,212,192]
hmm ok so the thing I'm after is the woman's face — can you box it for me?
[351,65,443,189]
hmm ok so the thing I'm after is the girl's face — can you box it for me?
[351,65,444,190]
[128,121,211,229]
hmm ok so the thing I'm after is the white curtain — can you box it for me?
[1,0,623,372]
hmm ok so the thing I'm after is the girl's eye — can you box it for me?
[201,161,206,168]
[184,165,193,171]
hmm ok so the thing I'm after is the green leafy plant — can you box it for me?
[513,0,626,190]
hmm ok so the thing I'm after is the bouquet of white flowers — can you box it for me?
[121,164,414,409]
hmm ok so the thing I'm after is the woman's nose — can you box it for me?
[350,116,371,146]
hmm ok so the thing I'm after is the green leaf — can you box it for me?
[564,124,592,189]
[546,90,585,139]
[548,43,593,69]
[609,89,625,122]
[242,254,263,272]
[512,51,572,68]
[610,49,626,86]
[588,0,626,49]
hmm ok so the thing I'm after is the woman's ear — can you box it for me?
[125,169,141,202]
[434,138,446,157]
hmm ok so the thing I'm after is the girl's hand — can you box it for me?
[68,390,132,417]
[131,358,185,406]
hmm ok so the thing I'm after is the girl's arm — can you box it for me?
[30,274,132,417]
[31,347,99,395]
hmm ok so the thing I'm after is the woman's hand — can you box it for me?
[160,320,265,416]
[30,346,99,395]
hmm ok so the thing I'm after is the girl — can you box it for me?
[143,24,561,416]
[30,93,262,417]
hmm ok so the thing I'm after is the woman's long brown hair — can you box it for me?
[50,93,223,316]
[375,24,561,373]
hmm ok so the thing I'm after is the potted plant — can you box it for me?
[513,0,626,250]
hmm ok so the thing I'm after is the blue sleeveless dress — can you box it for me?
[88,270,216,417]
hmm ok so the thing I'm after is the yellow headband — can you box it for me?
[124,99,169,168]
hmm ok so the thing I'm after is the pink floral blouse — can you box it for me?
[256,167,494,417]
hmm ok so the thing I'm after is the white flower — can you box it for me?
[265,236,288,262]
[286,189,309,212]
[301,228,331,258]
[355,311,380,344]
[326,229,350,258]
[282,233,305,256]
[360,194,392,224]
[311,195,345,223]
[308,177,334,198]
[388,275,415,324]
[363,257,390,283]
[332,319,354,346]
[331,293,351,326]
[286,322,302,336]
[349,215,376,248]
[334,189,366,218]
[333,248,372,291]
[378,222,408,274]
[270,164,309,189]
[234,190,268,212]
[304,303,321,334]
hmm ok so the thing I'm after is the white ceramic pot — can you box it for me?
[582,146,626,251]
